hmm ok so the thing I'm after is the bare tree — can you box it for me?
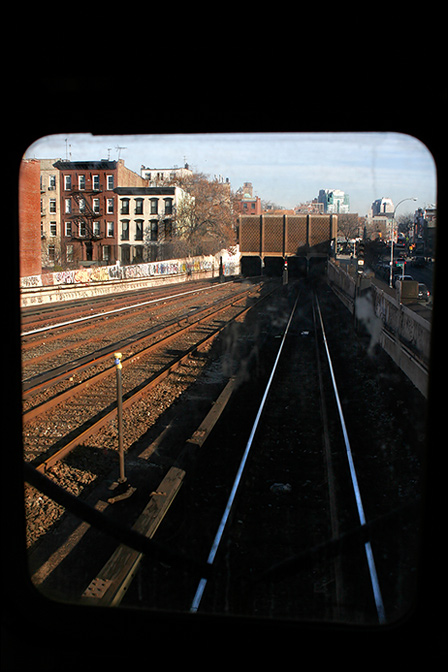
[173,172,237,256]
[397,212,414,236]
[337,213,361,243]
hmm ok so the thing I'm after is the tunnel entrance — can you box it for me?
[240,256,262,277]
[286,257,307,277]
[263,257,284,277]
[308,257,327,277]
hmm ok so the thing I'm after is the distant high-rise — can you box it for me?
[371,197,394,217]
[318,189,350,214]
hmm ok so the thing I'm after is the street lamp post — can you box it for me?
[389,197,417,288]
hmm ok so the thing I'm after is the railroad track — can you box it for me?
[22,283,260,404]
[20,278,216,333]
[23,281,276,472]
[21,280,236,376]
[78,282,387,618]
[25,278,423,624]
[185,286,384,622]
[115,281,421,622]
[24,277,290,590]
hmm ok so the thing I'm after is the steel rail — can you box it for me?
[190,291,300,613]
[315,295,386,624]
[32,287,279,473]
[22,284,259,402]
[21,282,231,337]
[311,297,343,617]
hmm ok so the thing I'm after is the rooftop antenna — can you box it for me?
[115,145,127,160]
[107,148,112,160]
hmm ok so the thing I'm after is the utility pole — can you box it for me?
[389,198,417,287]
[108,352,136,503]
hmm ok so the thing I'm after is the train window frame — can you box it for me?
[11,129,437,660]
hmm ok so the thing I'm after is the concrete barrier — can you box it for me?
[20,253,240,308]
[328,260,431,397]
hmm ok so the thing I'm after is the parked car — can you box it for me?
[394,274,414,288]
[418,283,431,300]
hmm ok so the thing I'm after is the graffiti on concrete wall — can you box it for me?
[20,255,218,289]
[20,274,42,288]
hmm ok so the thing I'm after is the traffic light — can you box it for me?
[358,242,365,266]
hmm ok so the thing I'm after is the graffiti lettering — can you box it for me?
[20,253,239,290]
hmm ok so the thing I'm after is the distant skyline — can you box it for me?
[25,132,437,216]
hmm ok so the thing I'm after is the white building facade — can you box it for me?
[140,163,193,185]
[39,158,62,268]
[115,185,189,263]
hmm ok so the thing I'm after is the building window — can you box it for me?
[102,245,110,261]
[106,198,114,214]
[121,245,130,264]
[48,245,55,261]
[50,222,57,237]
[164,219,173,238]
[121,220,130,241]
[135,220,143,241]
[164,198,173,215]
[79,198,85,212]
[107,221,114,237]
[150,220,158,241]
[92,174,100,191]
[65,221,72,237]
[79,222,86,237]
[64,175,72,190]
[49,199,56,213]
[66,244,74,262]
[49,175,56,190]
[121,199,130,215]
[107,175,114,190]
[150,198,158,214]
[93,221,101,237]
[93,198,100,214]
[65,198,71,214]
[78,175,86,190]
[135,198,143,215]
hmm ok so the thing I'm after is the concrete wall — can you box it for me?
[327,260,431,397]
[20,251,240,308]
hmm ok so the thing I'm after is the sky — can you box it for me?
[25,132,437,217]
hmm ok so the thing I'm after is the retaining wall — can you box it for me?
[20,253,240,308]
[327,260,431,397]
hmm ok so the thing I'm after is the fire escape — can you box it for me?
[69,189,104,261]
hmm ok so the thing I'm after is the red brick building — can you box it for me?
[19,159,42,278]
[53,159,146,265]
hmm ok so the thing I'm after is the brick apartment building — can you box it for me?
[234,182,262,217]
[19,159,41,278]
[53,159,147,266]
